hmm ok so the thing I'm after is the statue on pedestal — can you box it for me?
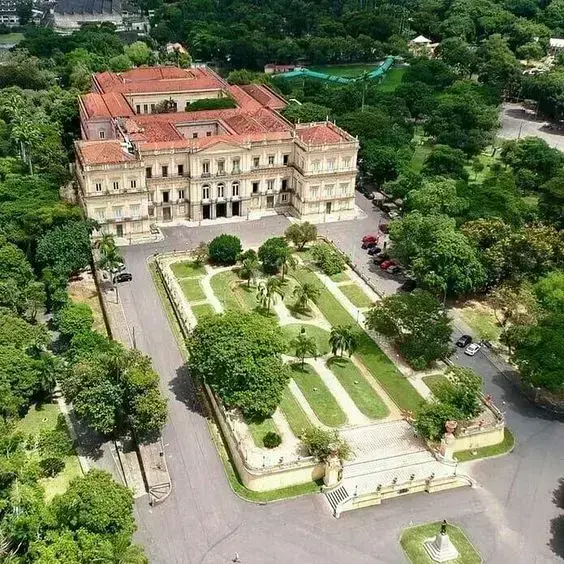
[439,420,458,463]
[423,520,459,562]
[323,451,342,488]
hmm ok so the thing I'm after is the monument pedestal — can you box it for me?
[424,532,459,562]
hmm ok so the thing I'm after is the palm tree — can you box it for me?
[240,257,260,288]
[98,246,124,303]
[291,327,317,368]
[256,276,284,311]
[279,253,297,281]
[292,282,320,312]
[112,534,149,564]
[329,325,359,357]
[96,233,117,256]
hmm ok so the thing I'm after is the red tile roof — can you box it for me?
[295,123,350,145]
[240,84,287,110]
[93,66,226,95]
[82,92,134,119]
[76,141,136,166]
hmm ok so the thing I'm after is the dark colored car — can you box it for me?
[362,241,378,250]
[367,246,382,255]
[456,334,472,348]
[400,279,417,292]
[386,265,403,275]
[115,272,133,283]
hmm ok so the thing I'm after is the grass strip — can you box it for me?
[170,260,206,278]
[327,357,388,419]
[191,302,215,321]
[338,282,374,308]
[290,363,347,427]
[279,388,313,437]
[455,428,514,462]
[210,270,258,311]
[282,324,331,356]
[291,267,424,412]
[179,278,206,302]
[245,416,278,447]
[330,271,349,283]
[400,521,481,563]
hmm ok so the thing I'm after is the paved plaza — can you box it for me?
[117,196,564,563]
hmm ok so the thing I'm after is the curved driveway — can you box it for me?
[119,208,564,563]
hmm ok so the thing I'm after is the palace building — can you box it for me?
[75,65,359,238]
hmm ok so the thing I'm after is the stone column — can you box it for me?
[226,201,233,218]
[210,202,217,219]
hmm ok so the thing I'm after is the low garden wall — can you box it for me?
[454,398,505,452]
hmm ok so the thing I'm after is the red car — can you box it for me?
[379,259,396,270]
[362,234,378,244]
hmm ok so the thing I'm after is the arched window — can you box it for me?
[217,183,225,198]
[232,181,239,196]
[202,184,210,199]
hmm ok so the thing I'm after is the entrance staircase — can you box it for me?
[324,420,465,517]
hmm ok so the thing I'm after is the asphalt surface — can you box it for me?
[118,197,564,563]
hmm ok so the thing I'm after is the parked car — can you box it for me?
[373,254,389,265]
[379,223,389,234]
[386,264,402,275]
[110,263,126,275]
[380,259,397,270]
[464,343,482,356]
[362,234,378,244]
[400,279,416,292]
[367,246,382,255]
[456,335,472,348]
[114,272,133,283]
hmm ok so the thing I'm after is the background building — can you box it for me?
[75,65,359,238]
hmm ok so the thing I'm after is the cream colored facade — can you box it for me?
[75,66,359,237]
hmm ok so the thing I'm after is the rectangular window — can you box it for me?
[113,207,123,219]
[312,160,320,172]
[327,159,335,171]
[232,183,239,196]
[253,156,260,168]
[136,105,141,113]
[268,155,275,165]
[232,158,240,174]
[281,193,288,202]
[217,160,225,174]
[151,104,156,113]
[95,208,105,220]
[145,167,152,179]
[99,130,105,139]
[340,182,349,195]
[162,165,168,178]
[143,104,148,113]
[252,181,259,194]
[177,164,184,176]
[217,184,225,197]
[192,132,198,138]
[283,154,289,165]
[202,161,210,176]
[178,189,185,200]
[281,178,288,191]
[95,182,102,192]
[113,181,119,190]
[206,131,212,137]
[325,184,334,196]
[163,191,170,203]
[130,204,140,218]
[202,186,210,199]
[344,156,351,168]
[267,179,275,191]
[311,185,319,198]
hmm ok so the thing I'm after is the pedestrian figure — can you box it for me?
[232,553,240,563]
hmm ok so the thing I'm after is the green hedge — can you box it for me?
[186,97,237,111]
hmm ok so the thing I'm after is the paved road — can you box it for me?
[118,202,564,563]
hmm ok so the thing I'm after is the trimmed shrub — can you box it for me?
[38,417,74,458]
[311,243,346,276]
[186,97,236,111]
[39,456,65,478]
[208,234,242,265]
[263,431,282,449]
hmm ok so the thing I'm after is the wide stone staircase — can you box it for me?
[324,420,466,517]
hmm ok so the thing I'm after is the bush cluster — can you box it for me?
[311,243,346,276]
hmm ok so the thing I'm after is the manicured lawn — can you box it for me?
[191,302,215,321]
[330,271,349,283]
[0,32,24,45]
[410,141,432,173]
[171,260,206,278]
[179,278,206,302]
[17,403,82,501]
[400,521,481,563]
[327,357,388,419]
[290,363,347,427]
[309,62,383,77]
[455,428,514,462]
[210,270,258,311]
[422,374,449,396]
[291,267,424,412]
[338,282,374,308]
[245,416,279,447]
[279,388,312,437]
[376,67,406,92]
[282,324,331,356]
